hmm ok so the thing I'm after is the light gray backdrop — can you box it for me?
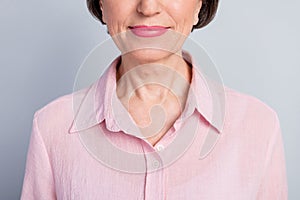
[0,0,299,199]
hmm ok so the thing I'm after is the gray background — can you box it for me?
[0,0,299,199]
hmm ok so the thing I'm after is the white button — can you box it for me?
[156,144,164,151]
[152,160,160,168]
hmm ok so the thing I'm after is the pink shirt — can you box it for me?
[21,53,288,200]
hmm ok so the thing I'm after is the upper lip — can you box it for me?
[129,25,170,29]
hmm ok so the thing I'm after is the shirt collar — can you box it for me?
[183,51,225,134]
[68,51,225,134]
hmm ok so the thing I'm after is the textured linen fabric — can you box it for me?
[21,52,288,200]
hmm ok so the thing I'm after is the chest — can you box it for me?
[127,98,183,145]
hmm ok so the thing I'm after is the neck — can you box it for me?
[116,51,192,105]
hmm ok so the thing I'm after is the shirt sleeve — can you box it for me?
[256,114,288,199]
[20,114,56,200]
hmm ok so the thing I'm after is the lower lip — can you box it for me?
[129,26,169,38]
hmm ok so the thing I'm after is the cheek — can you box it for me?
[103,2,128,23]
[103,6,119,22]
[166,1,197,25]
[103,11,125,34]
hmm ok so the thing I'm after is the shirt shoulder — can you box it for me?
[223,86,279,134]
[32,86,91,135]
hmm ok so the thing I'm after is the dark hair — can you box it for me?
[86,0,219,30]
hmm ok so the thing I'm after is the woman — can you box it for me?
[21,0,288,199]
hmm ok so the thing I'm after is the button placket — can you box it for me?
[142,147,165,200]
[145,160,164,200]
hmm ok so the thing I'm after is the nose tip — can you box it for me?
[137,0,162,16]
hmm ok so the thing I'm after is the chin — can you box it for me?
[114,29,184,63]
[123,49,176,65]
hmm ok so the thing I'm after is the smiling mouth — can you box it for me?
[129,25,170,37]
